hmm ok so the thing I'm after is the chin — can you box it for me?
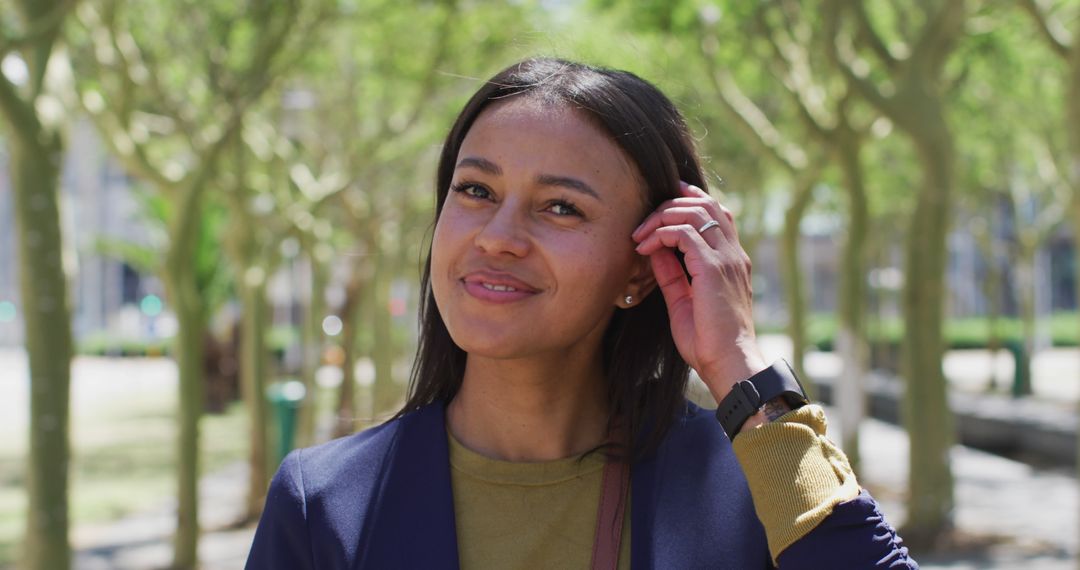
[448,330,535,361]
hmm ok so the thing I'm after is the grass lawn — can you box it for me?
[0,382,247,566]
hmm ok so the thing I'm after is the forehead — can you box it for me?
[458,97,646,204]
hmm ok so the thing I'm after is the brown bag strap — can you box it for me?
[590,459,630,570]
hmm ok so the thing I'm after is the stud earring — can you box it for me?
[624,295,633,305]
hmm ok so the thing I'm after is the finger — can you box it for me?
[680,181,710,199]
[634,224,710,260]
[648,196,724,223]
[647,247,692,312]
[681,181,736,225]
[645,195,732,236]
[636,204,738,247]
[682,182,740,241]
[632,206,718,247]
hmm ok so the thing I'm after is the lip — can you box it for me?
[460,270,540,303]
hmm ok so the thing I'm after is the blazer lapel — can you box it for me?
[630,403,771,569]
[357,404,460,569]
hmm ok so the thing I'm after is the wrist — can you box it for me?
[735,398,793,434]
[713,358,809,439]
[702,347,768,404]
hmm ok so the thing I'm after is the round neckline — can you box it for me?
[446,428,606,487]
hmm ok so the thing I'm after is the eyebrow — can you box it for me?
[456,157,502,175]
[455,156,602,201]
[535,174,600,200]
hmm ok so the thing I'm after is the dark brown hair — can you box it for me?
[397,58,707,462]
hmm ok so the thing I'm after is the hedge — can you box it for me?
[757,312,1079,351]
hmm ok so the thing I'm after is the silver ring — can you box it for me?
[697,220,721,234]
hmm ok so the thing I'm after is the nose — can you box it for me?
[474,203,531,258]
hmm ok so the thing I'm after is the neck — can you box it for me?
[446,352,609,462]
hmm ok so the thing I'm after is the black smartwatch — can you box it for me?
[714,359,809,439]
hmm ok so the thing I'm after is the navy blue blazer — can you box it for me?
[246,401,915,569]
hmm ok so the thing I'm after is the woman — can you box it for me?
[247,58,916,569]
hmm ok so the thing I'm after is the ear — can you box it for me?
[617,255,656,308]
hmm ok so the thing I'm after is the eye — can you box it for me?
[546,200,583,217]
[450,182,492,201]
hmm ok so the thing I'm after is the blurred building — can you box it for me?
[750,195,1076,331]
[0,118,152,347]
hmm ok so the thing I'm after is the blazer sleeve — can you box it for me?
[777,490,915,569]
[731,405,918,569]
[246,450,315,570]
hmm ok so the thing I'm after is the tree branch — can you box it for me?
[1038,128,1080,194]
[907,0,967,79]
[80,102,175,189]
[824,1,903,121]
[232,0,303,106]
[699,38,807,173]
[0,68,40,138]
[1018,0,1072,59]
[4,0,76,94]
[0,0,76,60]
[852,1,900,70]
[73,3,178,190]
[191,2,332,162]
[399,0,459,132]
[106,22,198,141]
[754,5,832,139]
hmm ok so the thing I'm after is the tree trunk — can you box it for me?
[297,249,328,447]
[835,136,870,474]
[371,260,395,416]
[900,123,956,547]
[165,189,208,570]
[165,269,206,569]
[11,130,73,570]
[222,133,274,517]
[780,176,816,395]
[333,264,366,438]
[1013,233,1037,397]
[372,227,409,416]
[972,222,1003,391]
[239,276,270,520]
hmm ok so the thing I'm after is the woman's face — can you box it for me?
[431,98,651,362]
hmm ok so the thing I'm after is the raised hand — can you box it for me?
[631,181,767,402]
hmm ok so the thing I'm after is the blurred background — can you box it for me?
[1,0,1078,568]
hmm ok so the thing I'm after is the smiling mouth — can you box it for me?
[481,283,518,292]
[460,272,538,303]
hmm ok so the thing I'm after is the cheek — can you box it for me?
[546,228,637,296]
[430,210,465,299]
[431,207,469,262]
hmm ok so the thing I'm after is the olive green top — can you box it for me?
[448,404,858,568]
[448,430,632,569]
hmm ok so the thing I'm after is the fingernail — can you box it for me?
[632,223,643,238]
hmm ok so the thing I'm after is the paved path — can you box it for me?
[0,348,178,453]
[72,462,254,570]
[851,415,1077,569]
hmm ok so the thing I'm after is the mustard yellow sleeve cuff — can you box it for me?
[730,404,860,562]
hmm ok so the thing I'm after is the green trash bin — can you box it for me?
[267,379,307,464]
[1004,340,1031,398]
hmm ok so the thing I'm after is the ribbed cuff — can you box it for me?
[731,404,860,562]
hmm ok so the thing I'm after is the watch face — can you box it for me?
[779,359,809,401]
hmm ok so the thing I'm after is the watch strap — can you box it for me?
[715,359,809,439]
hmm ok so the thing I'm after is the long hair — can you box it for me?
[397,58,707,462]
